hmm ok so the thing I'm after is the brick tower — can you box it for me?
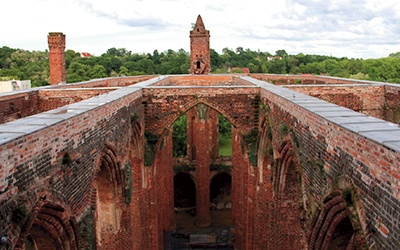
[190,15,210,74]
[48,32,66,85]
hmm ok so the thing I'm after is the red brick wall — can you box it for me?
[0,87,146,249]
[0,91,40,124]
[37,89,114,112]
[286,84,385,119]
[258,83,400,249]
[143,86,259,135]
[250,73,373,85]
[384,84,400,124]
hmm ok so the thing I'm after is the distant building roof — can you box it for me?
[81,52,92,57]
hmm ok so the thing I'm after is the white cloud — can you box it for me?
[1,0,399,58]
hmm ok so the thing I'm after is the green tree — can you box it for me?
[172,114,187,157]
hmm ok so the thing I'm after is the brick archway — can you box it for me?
[272,137,304,249]
[174,172,196,208]
[93,145,124,248]
[14,200,78,250]
[143,87,259,136]
[306,190,367,250]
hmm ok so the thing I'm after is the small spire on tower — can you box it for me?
[193,15,205,30]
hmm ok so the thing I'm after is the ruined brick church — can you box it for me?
[0,15,400,249]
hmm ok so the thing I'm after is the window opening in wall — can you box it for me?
[174,172,196,208]
[196,61,201,69]
[327,217,354,250]
[172,114,187,157]
[218,114,232,156]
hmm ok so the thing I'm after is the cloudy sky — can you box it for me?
[1,0,400,59]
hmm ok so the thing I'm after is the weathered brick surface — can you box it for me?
[143,85,259,135]
[286,84,385,119]
[251,73,377,85]
[1,74,400,249]
[0,76,153,125]
[384,84,400,124]
[48,32,66,85]
[190,15,210,74]
[0,85,145,249]
[257,80,400,249]
[0,91,40,124]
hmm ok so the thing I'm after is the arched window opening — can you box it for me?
[27,225,58,250]
[327,217,354,250]
[174,172,196,208]
[218,114,232,156]
[196,61,201,69]
[95,161,118,243]
[210,173,232,207]
[94,147,123,247]
[15,202,78,250]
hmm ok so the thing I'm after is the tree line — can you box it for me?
[1,46,400,87]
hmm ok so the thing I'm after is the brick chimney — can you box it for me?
[48,32,66,85]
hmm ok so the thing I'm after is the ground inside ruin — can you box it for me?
[165,209,233,249]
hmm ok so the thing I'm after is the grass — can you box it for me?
[219,136,232,156]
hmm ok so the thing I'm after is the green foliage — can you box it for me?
[172,114,187,157]
[281,124,289,135]
[62,151,72,166]
[3,45,400,87]
[210,164,232,173]
[173,164,195,173]
[78,208,95,250]
[144,131,159,166]
[124,162,133,204]
[342,187,353,206]
[242,128,259,166]
[219,136,232,156]
[131,113,139,123]
[12,205,28,226]
[218,114,231,139]
[219,114,232,156]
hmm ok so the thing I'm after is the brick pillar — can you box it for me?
[48,32,66,85]
[191,104,212,227]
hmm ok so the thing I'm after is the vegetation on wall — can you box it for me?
[124,162,133,204]
[218,114,232,156]
[144,131,159,166]
[2,45,400,87]
[78,207,95,250]
[242,128,259,166]
[210,164,232,173]
[12,205,28,226]
[173,164,195,173]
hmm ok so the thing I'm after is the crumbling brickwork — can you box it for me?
[1,75,400,249]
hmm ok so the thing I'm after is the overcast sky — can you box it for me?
[1,0,400,59]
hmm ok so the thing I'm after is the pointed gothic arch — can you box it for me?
[307,187,367,250]
[14,199,78,250]
[93,144,124,248]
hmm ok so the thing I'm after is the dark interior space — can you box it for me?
[328,216,354,250]
[174,172,196,208]
[210,173,232,205]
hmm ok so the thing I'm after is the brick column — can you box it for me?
[48,32,66,85]
[191,104,213,227]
